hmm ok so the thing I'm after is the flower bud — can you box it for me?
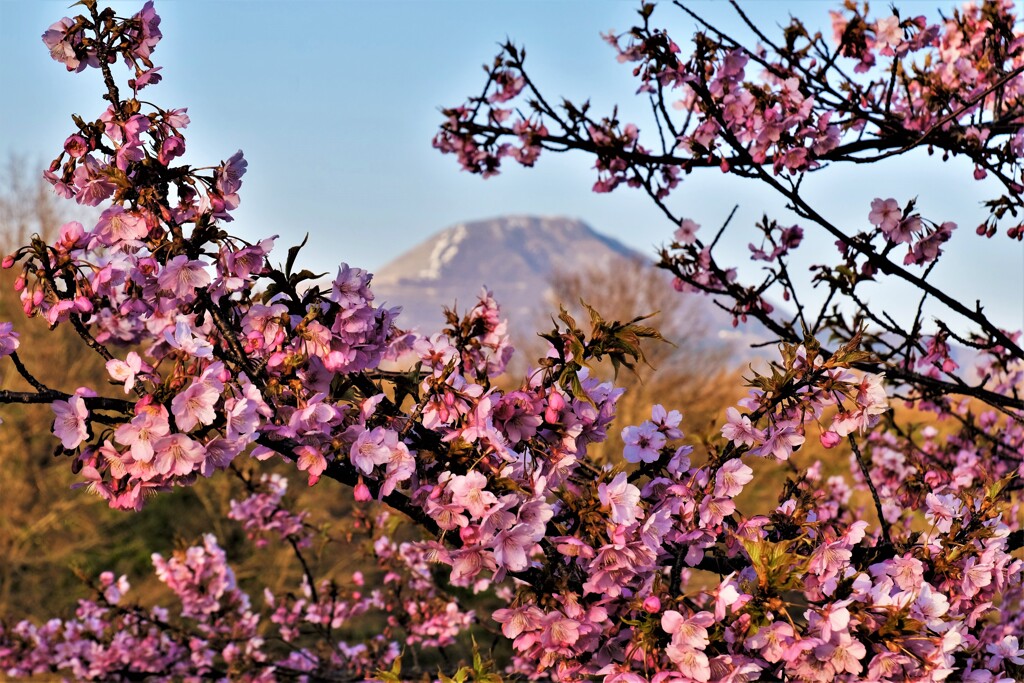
[544,390,565,423]
[819,430,842,449]
[642,595,661,613]
[353,479,371,502]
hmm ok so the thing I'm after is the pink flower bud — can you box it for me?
[544,391,566,423]
[2,255,15,269]
[819,430,842,449]
[353,479,371,502]
[642,595,661,613]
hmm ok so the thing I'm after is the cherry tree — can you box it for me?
[1,1,1022,681]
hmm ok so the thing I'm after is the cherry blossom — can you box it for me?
[51,394,89,449]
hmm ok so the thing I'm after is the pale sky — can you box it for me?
[1,0,1021,334]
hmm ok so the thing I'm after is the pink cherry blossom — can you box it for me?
[674,218,700,244]
[447,470,497,518]
[490,523,536,572]
[493,604,544,639]
[721,407,763,447]
[986,635,1024,668]
[598,472,641,525]
[152,433,206,476]
[106,351,145,393]
[622,421,666,463]
[157,255,211,299]
[752,422,804,460]
[52,394,89,449]
[349,427,393,475]
[0,322,19,357]
[869,198,902,233]
[745,621,794,663]
[925,492,962,533]
[115,409,170,463]
[874,16,903,48]
[171,378,222,432]
[215,150,247,195]
[295,445,327,484]
[714,458,753,497]
[163,317,214,358]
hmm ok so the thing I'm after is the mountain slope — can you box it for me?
[373,215,641,331]
[371,215,770,353]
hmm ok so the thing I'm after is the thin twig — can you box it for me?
[848,434,893,547]
[9,350,49,393]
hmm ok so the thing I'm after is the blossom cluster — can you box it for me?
[0,494,471,681]
[436,1,1024,240]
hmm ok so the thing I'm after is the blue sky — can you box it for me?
[1,0,1021,334]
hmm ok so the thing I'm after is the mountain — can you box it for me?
[372,215,641,333]
[370,216,985,381]
[371,215,770,352]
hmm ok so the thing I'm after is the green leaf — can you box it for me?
[289,269,328,285]
[557,305,578,332]
[374,654,404,682]
[473,638,484,672]
[625,323,664,340]
[439,667,471,683]
[560,366,593,406]
[285,234,310,277]
[740,537,799,591]
[568,336,586,364]
[581,299,605,330]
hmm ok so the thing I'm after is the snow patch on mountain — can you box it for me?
[419,223,466,280]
